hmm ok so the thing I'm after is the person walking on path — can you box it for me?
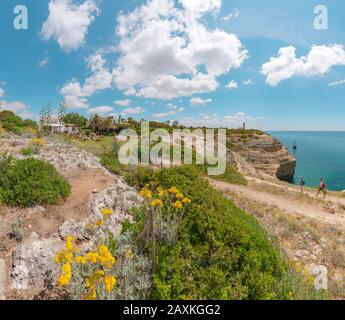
[316,177,327,199]
[298,176,304,193]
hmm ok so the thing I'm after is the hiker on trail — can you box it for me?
[298,176,304,193]
[316,177,327,199]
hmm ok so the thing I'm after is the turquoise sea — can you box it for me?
[269,132,345,191]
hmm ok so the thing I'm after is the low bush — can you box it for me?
[123,166,295,300]
[1,158,71,207]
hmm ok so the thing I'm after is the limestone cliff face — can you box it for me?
[227,132,296,182]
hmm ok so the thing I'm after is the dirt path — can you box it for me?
[245,176,345,206]
[208,178,345,228]
[24,167,115,238]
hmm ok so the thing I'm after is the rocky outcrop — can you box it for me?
[228,132,296,181]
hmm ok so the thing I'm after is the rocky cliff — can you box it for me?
[227,131,296,182]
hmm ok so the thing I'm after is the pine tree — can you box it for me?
[58,101,67,125]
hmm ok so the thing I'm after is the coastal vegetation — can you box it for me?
[0,156,71,207]
[0,109,335,300]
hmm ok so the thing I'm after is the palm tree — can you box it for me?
[90,114,102,133]
[101,117,113,133]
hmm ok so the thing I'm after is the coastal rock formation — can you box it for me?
[228,131,296,181]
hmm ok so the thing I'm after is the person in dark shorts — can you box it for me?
[316,177,327,199]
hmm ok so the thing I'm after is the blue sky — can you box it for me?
[1,0,345,130]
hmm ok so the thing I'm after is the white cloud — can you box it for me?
[180,112,261,128]
[0,88,5,98]
[243,79,253,85]
[225,80,238,89]
[59,53,112,109]
[121,107,146,115]
[115,99,131,107]
[190,97,212,106]
[261,45,345,86]
[113,0,248,100]
[222,9,239,22]
[41,0,99,51]
[88,106,114,114]
[0,100,28,112]
[38,55,50,68]
[328,79,345,87]
[151,105,184,119]
[167,103,178,110]
[151,110,176,119]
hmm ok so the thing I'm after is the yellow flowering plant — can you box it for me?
[54,208,120,300]
[138,184,192,246]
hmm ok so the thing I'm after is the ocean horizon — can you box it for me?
[269,131,345,191]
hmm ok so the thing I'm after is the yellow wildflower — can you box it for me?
[168,187,179,194]
[95,220,104,227]
[61,263,72,275]
[101,208,113,217]
[55,250,73,264]
[85,252,99,264]
[86,270,105,288]
[173,201,183,209]
[104,275,117,293]
[84,288,97,300]
[158,190,165,197]
[150,199,164,208]
[182,197,192,204]
[175,193,184,200]
[58,273,71,287]
[30,138,46,146]
[75,255,87,265]
[98,245,116,269]
[65,236,74,251]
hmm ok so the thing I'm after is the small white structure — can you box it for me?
[49,121,79,134]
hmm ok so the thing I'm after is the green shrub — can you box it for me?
[151,166,283,299]
[2,158,71,207]
[100,153,124,175]
[20,147,35,156]
[124,166,289,300]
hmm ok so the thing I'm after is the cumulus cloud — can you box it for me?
[113,0,248,100]
[180,112,261,128]
[328,79,345,87]
[261,45,345,86]
[225,80,238,89]
[0,100,28,112]
[88,106,114,114]
[115,99,131,107]
[121,107,146,115]
[151,111,175,119]
[0,87,5,98]
[190,97,212,106]
[59,53,112,109]
[41,0,99,51]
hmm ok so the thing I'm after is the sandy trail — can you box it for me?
[245,176,345,206]
[208,178,345,228]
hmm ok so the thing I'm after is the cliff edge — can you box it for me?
[227,131,296,182]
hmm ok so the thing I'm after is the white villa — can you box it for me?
[50,123,80,134]
[42,119,80,134]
